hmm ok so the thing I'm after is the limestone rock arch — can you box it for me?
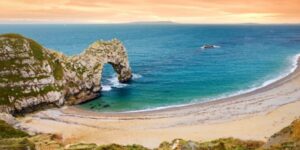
[0,33,132,114]
[64,39,133,104]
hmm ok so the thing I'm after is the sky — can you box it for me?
[0,0,299,24]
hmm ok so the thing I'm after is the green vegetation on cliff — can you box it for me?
[263,119,300,149]
[0,33,25,39]
[0,33,133,114]
[64,143,148,150]
[0,33,64,81]
[0,33,65,109]
[0,117,300,150]
[47,52,64,80]
[0,84,63,106]
[0,33,44,60]
[0,119,35,150]
[0,120,28,138]
[0,138,36,150]
[29,39,44,61]
[157,138,264,150]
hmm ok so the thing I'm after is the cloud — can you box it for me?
[0,0,299,23]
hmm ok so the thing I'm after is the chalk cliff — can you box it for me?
[0,33,132,114]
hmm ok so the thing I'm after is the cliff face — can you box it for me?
[0,33,132,114]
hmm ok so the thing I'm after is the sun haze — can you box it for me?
[0,0,299,24]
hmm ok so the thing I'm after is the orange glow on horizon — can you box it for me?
[0,0,299,24]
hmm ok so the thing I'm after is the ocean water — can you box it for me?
[1,24,300,112]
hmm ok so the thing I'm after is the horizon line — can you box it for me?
[0,22,300,25]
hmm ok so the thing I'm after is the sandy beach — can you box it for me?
[16,58,300,148]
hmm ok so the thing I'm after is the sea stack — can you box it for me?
[0,33,132,115]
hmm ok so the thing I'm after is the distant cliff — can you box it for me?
[0,33,132,114]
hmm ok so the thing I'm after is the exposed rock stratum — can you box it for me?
[0,33,132,114]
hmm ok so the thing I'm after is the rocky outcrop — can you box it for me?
[0,33,132,114]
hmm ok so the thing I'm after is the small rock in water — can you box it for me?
[201,44,220,49]
[103,104,110,108]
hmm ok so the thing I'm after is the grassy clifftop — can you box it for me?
[263,119,300,149]
[0,33,64,110]
[0,119,35,149]
[2,118,299,150]
[0,119,28,139]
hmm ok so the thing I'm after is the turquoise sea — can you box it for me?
[1,24,300,112]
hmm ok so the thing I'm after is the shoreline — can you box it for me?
[16,55,300,148]
[72,54,300,117]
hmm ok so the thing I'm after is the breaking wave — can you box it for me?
[101,73,142,92]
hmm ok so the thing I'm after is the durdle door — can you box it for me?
[0,33,132,115]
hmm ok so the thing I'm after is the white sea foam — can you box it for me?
[132,73,142,79]
[108,76,128,88]
[101,85,112,91]
[101,73,142,91]
[119,104,191,113]
[118,53,300,113]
